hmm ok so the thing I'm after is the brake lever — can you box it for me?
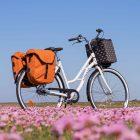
[72,41,78,45]
[72,40,82,45]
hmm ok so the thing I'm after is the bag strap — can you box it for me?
[44,64,48,79]
[26,49,55,64]
[11,52,25,59]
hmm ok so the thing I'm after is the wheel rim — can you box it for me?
[17,71,64,109]
[89,69,129,108]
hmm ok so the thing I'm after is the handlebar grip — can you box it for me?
[68,37,78,41]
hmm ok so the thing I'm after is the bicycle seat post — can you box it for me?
[56,51,61,61]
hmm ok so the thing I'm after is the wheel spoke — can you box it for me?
[17,71,65,109]
[88,69,128,108]
[93,90,104,94]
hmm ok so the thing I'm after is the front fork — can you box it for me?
[95,66,112,94]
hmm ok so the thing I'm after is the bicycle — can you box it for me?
[16,29,129,109]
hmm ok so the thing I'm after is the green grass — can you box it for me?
[1,100,140,107]
[23,127,52,140]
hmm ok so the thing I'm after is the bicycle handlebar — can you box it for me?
[68,34,83,42]
[95,28,104,39]
[68,28,104,45]
[96,28,103,33]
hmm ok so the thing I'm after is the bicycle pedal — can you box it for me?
[66,100,71,104]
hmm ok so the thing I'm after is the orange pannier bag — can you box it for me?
[11,52,26,80]
[11,52,33,88]
[26,49,56,85]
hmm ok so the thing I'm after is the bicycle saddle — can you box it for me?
[45,47,63,52]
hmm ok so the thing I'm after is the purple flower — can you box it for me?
[120,130,139,140]
[0,122,6,128]
[0,133,23,140]
[52,116,73,135]
[102,123,126,136]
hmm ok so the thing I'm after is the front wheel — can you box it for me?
[87,68,129,109]
[16,70,65,109]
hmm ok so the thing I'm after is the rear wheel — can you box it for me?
[87,68,129,109]
[16,70,65,109]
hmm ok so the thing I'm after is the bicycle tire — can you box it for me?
[87,68,129,109]
[16,69,65,109]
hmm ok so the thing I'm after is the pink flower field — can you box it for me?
[0,105,140,140]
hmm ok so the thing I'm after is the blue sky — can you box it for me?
[0,0,140,102]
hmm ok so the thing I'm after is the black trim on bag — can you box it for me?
[28,54,33,62]
[45,64,48,79]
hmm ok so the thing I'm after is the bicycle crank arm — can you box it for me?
[47,90,67,97]
[47,88,79,103]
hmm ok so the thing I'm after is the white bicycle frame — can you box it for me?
[48,52,112,99]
